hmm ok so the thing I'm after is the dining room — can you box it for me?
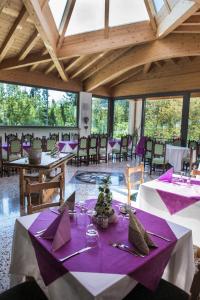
[1,0,200,300]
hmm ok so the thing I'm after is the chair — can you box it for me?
[183,141,198,171]
[98,135,108,163]
[132,134,138,159]
[49,133,59,141]
[61,132,70,141]
[173,138,182,146]
[5,133,18,142]
[127,135,134,160]
[21,133,34,143]
[124,163,144,205]
[112,136,129,161]
[26,177,64,214]
[75,137,88,166]
[150,141,167,174]
[43,137,57,152]
[124,263,200,300]
[144,138,154,169]
[71,133,79,141]
[0,281,47,300]
[88,136,98,164]
[31,137,43,150]
[2,138,23,176]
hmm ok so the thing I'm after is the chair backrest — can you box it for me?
[9,138,22,154]
[153,142,166,157]
[132,134,138,146]
[31,137,42,150]
[44,138,57,152]
[72,133,79,141]
[188,140,198,150]
[5,133,17,142]
[88,136,98,149]
[22,133,34,143]
[173,138,181,146]
[120,136,129,152]
[99,135,108,149]
[49,133,59,141]
[189,148,198,171]
[61,133,70,141]
[124,163,144,205]
[78,137,88,150]
[26,177,64,214]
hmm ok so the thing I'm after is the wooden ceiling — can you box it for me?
[1,0,200,97]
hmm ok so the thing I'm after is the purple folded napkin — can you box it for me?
[128,211,157,255]
[158,168,173,182]
[58,191,75,213]
[42,207,71,252]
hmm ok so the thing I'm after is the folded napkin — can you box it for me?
[42,207,71,252]
[158,168,173,182]
[58,191,75,213]
[128,211,157,255]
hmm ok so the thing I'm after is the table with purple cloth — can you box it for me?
[138,175,200,246]
[10,199,194,300]
[2,142,31,152]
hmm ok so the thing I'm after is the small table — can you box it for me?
[4,152,74,206]
[166,145,189,172]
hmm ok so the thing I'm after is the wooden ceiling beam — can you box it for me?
[0,6,28,63]
[44,63,55,74]
[173,25,200,32]
[104,0,110,38]
[83,34,200,92]
[183,14,200,24]
[144,0,157,32]
[157,0,200,38]
[58,22,155,58]
[23,0,68,81]
[0,0,9,15]
[57,0,76,48]
[109,67,142,87]
[18,30,40,61]
[0,52,51,70]
[143,62,152,73]
[81,48,131,81]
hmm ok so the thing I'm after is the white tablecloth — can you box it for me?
[10,212,194,300]
[138,179,200,246]
[166,145,189,172]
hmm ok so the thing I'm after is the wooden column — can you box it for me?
[108,98,114,137]
[181,93,190,147]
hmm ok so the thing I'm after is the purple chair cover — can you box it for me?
[135,136,147,156]
[28,200,177,290]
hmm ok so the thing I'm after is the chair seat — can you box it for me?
[78,150,87,157]
[89,149,97,155]
[152,157,165,165]
[123,279,189,300]
[99,148,107,154]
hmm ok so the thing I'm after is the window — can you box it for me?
[153,0,165,13]
[188,95,200,140]
[144,97,183,139]
[91,97,108,134]
[113,99,129,138]
[0,83,78,127]
[49,0,67,28]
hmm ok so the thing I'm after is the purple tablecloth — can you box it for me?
[58,141,78,152]
[2,142,31,152]
[28,199,177,291]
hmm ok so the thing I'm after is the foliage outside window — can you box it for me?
[144,97,183,139]
[0,83,78,127]
[188,97,200,140]
[91,97,108,134]
[113,99,129,138]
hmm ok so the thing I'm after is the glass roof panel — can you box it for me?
[109,0,149,27]
[153,0,165,13]
[49,0,67,28]
[66,0,105,36]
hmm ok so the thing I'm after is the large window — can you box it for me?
[113,99,129,138]
[188,95,200,140]
[144,97,183,139]
[91,97,108,134]
[153,0,165,13]
[0,83,78,127]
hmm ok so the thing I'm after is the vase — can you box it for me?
[28,148,42,165]
[96,215,109,229]
[108,211,118,224]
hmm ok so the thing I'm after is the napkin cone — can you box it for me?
[128,211,157,255]
[58,191,75,213]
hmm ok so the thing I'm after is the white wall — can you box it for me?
[79,91,92,137]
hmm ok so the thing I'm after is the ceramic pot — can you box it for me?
[29,148,42,164]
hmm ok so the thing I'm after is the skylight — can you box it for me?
[109,0,149,27]
[153,0,165,13]
[66,0,105,36]
[49,0,67,28]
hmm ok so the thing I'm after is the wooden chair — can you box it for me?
[75,137,88,166]
[98,135,108,163]
[124,262,200,300]
[49,133,59,141]
[183,141,198,171]
[88,136,98,164]
[112,135,129,161]
[43,137,57,152]
[150,141,167,175]
[2,138,23,176]
[5,133,18,142]
[22,133,34,143]
[26,177,64,214]
[173,137,182,146]
[144,138,154,169]
[61,132,70,141]
[124,163,144,205]
[71,133,79,141]
[31,137,43,150]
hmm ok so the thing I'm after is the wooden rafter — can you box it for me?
[83,33,200,92]
[157,0,200,37]
[65,56,88,72]
[143,62,152,74]
[57,0,76,48]
[30,49,48,71]
[144,0,157,32]
[0,0,9,15]
[23,0,68,81]
[109,67,142,87]
[105,0,109,38]
[81,48,131,81]
[173,25,200,33]
[18,30,40,61]
[0,6,28,63]
[45,63,55,74]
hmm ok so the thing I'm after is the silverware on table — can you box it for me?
[35,228,46,235]
[110,242,145,257]
[147,231,171,242]
[59,246,92,262]
[49,208,60,215]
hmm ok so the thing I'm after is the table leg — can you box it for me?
[61,163,66,194]
[39,170,45,204]
[19,168,25,206]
